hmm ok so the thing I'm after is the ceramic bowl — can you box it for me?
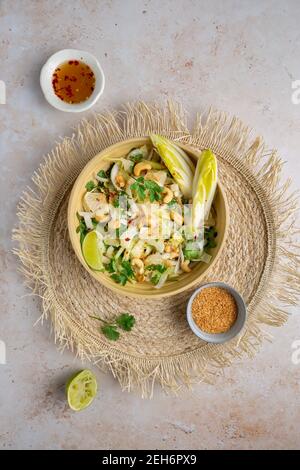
[186,282,247,343]
[68,137,229,298]
[40,49,105,112]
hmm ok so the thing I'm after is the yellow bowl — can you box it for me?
[68,137,229,298]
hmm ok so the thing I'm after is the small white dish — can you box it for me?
[186,282,247,343]
[40,49,105,112]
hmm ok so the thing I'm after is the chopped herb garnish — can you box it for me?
[146,264,167,273]
[144,180,163,202]
[130,176,146,201]
[105,257,117,273]
[97,169,108,179]
[85,180,96,191]
[130,177,162,202]
[150,273,161,285]
[111,273,128,286]
[76,212,88,245]
[129,151,143,163]
[121,260,134,279]
[167,197,178,207]
[109,259,134,286]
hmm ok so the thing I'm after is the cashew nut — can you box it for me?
[132,258,144,275]
[116,174,126,188]
[164,244,172,253]
[170,210,183,225]
[162,187,174,204]
[94,211,111,223]
[181,260,191,272]
[165,260,173,268]
[109,219,120,229]
[97,193,107,204]
[133,161,152,177]
[169,250,179,259]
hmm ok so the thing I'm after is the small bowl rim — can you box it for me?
[40,48,105,113]
[186,282,247,343]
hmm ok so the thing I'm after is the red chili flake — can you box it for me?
[74,60,79,65]
[65,84,73,97]
[91,86,94,91]
[125,238,130,242]
[128,219,132,224]
[68,60,73,65]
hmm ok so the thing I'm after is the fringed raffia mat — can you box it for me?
[13,102,300,397]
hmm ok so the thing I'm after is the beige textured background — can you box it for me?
[1,0,300,450]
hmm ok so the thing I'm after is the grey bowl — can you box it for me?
[186,282,247,344]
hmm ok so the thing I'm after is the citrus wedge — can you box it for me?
[82,230,104,271]
[66,369,97,411]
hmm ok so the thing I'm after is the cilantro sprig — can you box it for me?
[129,149,144,163]
[90,313,136,341]
[130,176,163,202]
[76,213,88,245]
[146,264,167,285]
[104,258,134,286]
[146,264,167,273]
[130,176,146,201]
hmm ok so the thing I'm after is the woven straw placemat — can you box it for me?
[14,102,300,397]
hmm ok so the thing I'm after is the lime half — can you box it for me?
[66,369,98,411]
[82,230,103,271]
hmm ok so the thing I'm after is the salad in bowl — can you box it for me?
[68,135,227,297]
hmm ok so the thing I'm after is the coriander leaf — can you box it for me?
[97,170,108,179]
[111,273,128,286]
[144,180,162,191]
[146,264,167,273]
[85,180,96,191]
[101,325,120,341]
[130,179,146,201]
[150,273,161,285]
[167,197,178,207]
[76,213,88,245]
[105,257,117,273]
[129,152,143,163]
[135,176,145,184]
[144,180,163,202]
[113,198,119,208]
[121,260,134,278]
[116,313,135,331]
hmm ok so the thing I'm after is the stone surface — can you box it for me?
[1,0,300,450]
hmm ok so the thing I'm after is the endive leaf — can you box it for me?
[150,134,195,198]
[192,149,218,236]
